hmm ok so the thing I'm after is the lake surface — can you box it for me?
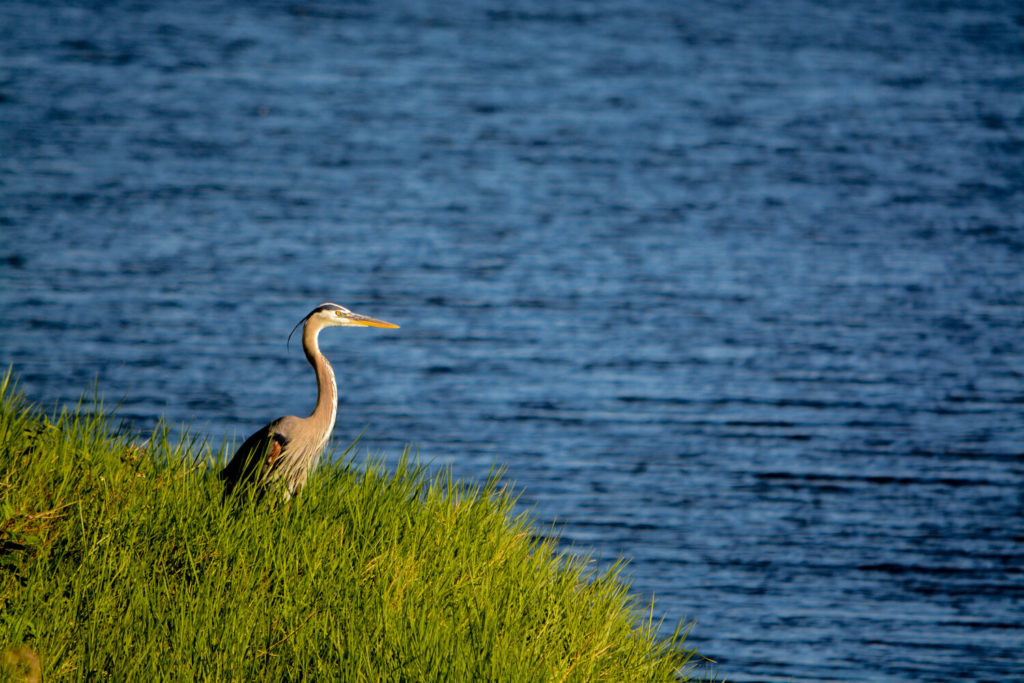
[1,1,1022,680]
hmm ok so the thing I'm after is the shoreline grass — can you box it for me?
[0,371,713,681]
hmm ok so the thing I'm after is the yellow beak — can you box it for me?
[349,313,400,329]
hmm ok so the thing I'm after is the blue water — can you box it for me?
[1,1,1022,680]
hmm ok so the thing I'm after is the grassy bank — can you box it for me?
[0,372,711,681]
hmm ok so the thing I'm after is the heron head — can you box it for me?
[288,302,399,346]
[314,302,399,329]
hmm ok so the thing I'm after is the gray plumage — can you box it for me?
[220,302,399,499]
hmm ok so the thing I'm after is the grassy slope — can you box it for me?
[0,372,711,681]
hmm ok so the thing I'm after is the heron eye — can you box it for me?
[335,310,342,316]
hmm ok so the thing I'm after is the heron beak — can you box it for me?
[349,313,400,329]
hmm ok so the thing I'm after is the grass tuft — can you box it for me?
[0,370,714,681]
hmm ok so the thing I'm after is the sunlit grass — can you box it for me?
[0,370,713,681]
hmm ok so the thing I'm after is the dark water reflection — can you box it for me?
[1,1,1022,680]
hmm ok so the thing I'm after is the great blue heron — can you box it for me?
[220,302,399,499]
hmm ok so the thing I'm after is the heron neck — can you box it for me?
[303,323,338,437]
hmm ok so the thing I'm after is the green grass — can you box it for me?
[0,370,713,681]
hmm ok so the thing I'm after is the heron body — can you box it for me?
[220,302,399,499]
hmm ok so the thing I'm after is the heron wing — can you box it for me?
[221,419,290,495]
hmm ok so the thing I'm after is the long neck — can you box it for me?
[302,321,338,440]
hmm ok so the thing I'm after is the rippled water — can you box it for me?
[2,1,1022,680]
